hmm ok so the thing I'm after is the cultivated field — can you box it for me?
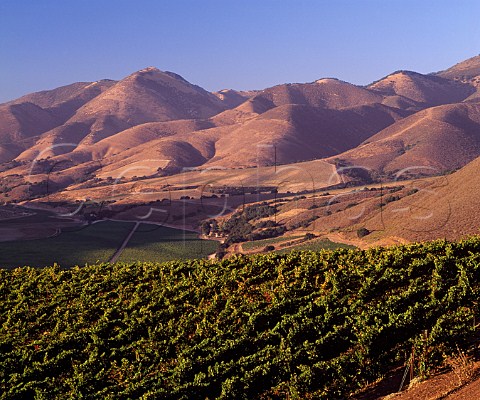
[2,237,479,398]
[242,235,304,251]
[117,224,218,263]
[0,219,218,268]
[0,220,134,268]
[275,237,356,253]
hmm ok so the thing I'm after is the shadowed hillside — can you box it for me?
[1,55,480,207]
[328,101,480,177]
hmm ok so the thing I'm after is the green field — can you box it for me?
[0,208,76,226]
[117,224,218,263]
[242,235,304,251]
[275,237,356,253]
[0,221,134,268]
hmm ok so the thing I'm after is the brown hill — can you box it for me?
[2,65,460,171]
[329,101,480,178]
[72,68,226,127]
[244,78,384,112]
[205,103,409,167]
[368,154,480,242]
[6,80,116,121]
[12,68,228,161]
[64,119,221,178]
[213,89,257,108]
[0,103,61,162]
[435,55,480,102]
[86,101,408,177]
[3,55,480,205]
[368,70,475,107]
[10,74,411,182]
[81,119,215,159]
[436,54,480,80]
[0,80,116,162]
[258,153,480,246]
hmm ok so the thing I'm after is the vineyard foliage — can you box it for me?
[2,238,480,399]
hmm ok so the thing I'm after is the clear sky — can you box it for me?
[1,0,479,103]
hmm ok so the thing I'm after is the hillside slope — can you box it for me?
[0,80,116,163]
[436,54,480,80]
[2,55,480,203]
[329,101,480,177]
[13,68,227,161]
[362,154,480,242]
[368,70,474,107]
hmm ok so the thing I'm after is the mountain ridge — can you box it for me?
[2,55,480,204]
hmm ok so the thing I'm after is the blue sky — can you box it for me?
[1,0,479,102]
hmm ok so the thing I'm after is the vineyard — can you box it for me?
[242,235,304,251]
[117,225,218,263]
[0,221,135,269]
[1,238,480,398]
[275,238,356,254]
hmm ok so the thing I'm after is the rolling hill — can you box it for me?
[368,70,475,107]
[329,101,480,178]
[436,54,480,80]
[1,54,480,211]
[0,80,116,163]
[12,68,228,162]
[305,152,480,245]
[372,154,480,242]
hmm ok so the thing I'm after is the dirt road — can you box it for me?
[109,221,139,263]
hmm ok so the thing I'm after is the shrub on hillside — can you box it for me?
[357,227,370,238]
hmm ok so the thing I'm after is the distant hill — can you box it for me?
[212,88,257,108]
[245,78,384,110]
[436,54,480,80]
[329,101,480,177]
[368,70,475,106]
[0,80,115,163]
[2,54,480,203]
[11,68,227,162]
[373,154,480,241]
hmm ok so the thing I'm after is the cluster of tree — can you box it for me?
[289,215,319,230]
[240,202,277,221]
[222,216,254,244]
[199,202,285,253]
[255,220,278,229]
[357,227,370,238]
[246,226,286,242]
[384,194,401,203]
[199,219,219,236]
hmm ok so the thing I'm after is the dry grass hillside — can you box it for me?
[212,89,257,108]
[368,70,474,106]
[2,55,480,210]
[246,78,384,111]
[307,154,480,245]
[436,54,480,80]
[0,103,60,163]
[204,103,410,167]
[436,54,480,102]
[7,80,116,121]
[0,80,115,163]
[12,68,227,161]
[19,99,408,183]
[372,155,480,242]
[329,101,480,177]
